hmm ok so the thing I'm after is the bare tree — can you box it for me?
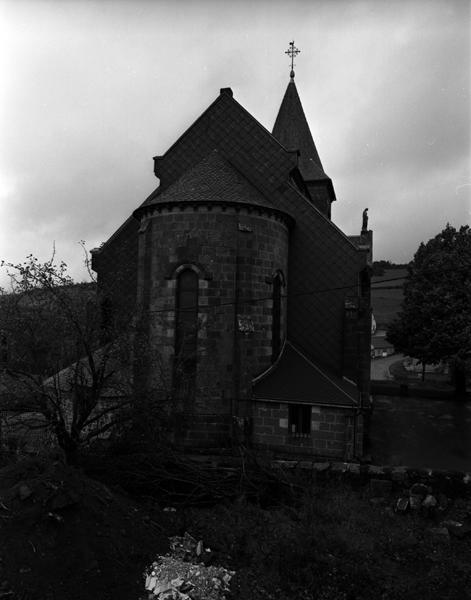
[0,253,134,464]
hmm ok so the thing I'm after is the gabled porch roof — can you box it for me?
[253,342,358,407]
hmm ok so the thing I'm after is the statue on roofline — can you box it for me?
[362,208,369,233]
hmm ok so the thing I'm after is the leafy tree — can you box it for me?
[387,224,471,392]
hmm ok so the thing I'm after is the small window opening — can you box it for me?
[288,404,311,437]
[289,404,311,437]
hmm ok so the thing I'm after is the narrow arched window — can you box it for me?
[175,269,199,393]
[272,272,283,362]
[99,297,114,342]
[359,268,370,298]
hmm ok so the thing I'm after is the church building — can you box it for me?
[92,47,372,460]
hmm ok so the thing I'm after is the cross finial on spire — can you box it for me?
[285,40,300,79]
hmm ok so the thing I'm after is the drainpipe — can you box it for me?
[232,216,240,425]
[352,406,358,460]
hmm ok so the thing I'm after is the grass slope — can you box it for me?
[372,268,407,328]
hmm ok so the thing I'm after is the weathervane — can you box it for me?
[285,40,300,79]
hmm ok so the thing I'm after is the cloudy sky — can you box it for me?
[0,0,469,287]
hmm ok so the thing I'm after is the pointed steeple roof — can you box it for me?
[272,79,329,182]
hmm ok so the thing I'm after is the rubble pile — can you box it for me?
[394,482,449,516]
[144,533,235,600]
[368,477,471,539]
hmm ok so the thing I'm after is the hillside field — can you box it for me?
[371,268,407,328]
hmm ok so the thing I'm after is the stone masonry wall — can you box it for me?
[136,204,289,447]
[91,217,139,330]
[252,401,363,460]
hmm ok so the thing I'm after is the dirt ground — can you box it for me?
[2,456,471,600]
[0,458,168,600]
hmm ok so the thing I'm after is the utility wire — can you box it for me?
[145,267,470,316]
[147,276,407,315]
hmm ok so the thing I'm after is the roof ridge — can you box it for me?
[154,90,298,171]
[221,152,279,208]
[252,338,288,385]
[91,214,138,255]
[287,341,358,404]
[140,149,286,214]
[283,181,361,251]
[153,93,224,163]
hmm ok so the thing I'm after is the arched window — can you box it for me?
[174,269,199,394]
[359,268,370,298]
[99,297,114,342]
[272,272,283,362]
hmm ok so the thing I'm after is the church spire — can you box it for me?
[272,43,336,216]
[272,68,327,181]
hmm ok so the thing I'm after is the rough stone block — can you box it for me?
[331,462,348,474]
[391,467,408,482]
[410,482,429,498]
[368,465,385,476]
[298,461,313,470]
[347,463,361,475]
[313,462,330,472]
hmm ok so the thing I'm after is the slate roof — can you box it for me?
[348,235,362,246]
[140,150,276,212]
[99,85,368,376]
[348,234,371,251]
[146,87,366,374]
[253,342,358,406]
[266,179,363,374]
[153,89,298,198]
[272,80,330,183]
[42,346,132,398]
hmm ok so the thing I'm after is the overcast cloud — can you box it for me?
[0,0,469,287]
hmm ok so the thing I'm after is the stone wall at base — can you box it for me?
[252,401,363,460]
[174,413,234,449]
[269,459,471,498]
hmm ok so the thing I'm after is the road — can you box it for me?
[370,354,404,380]
[369,355,471,471]
[369,395,471,471]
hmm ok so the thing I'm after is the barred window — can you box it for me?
[289,404,311,436]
